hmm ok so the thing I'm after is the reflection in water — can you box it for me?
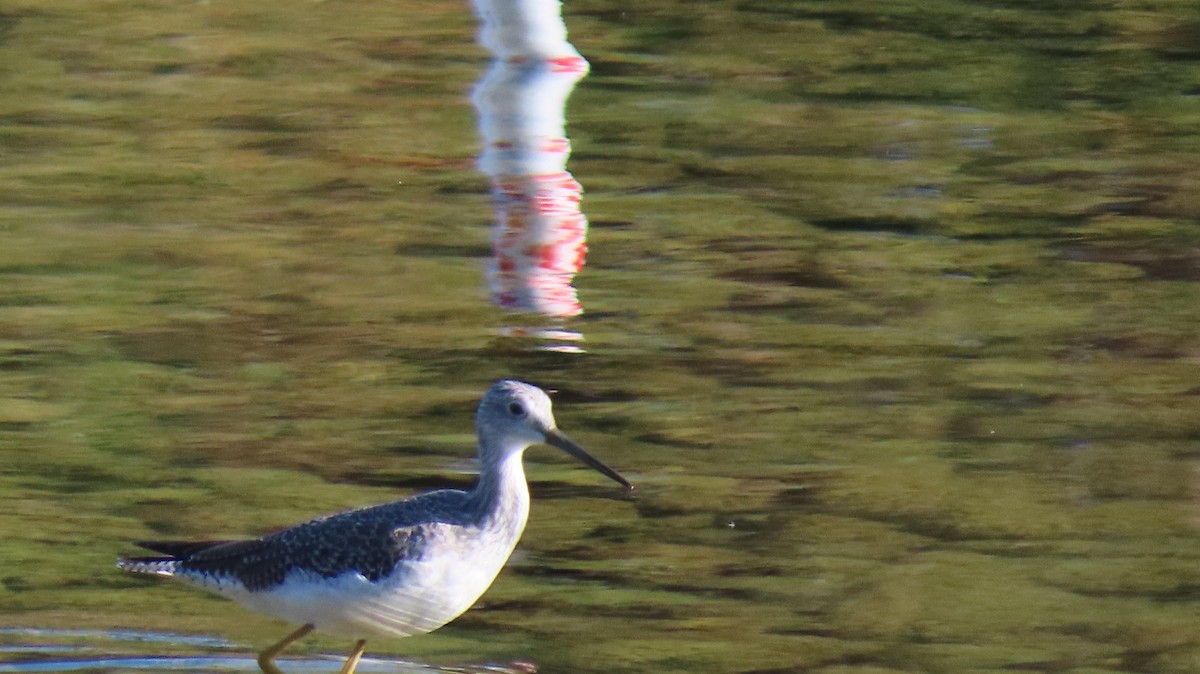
[0,628,526,674]
[472,0,590,351]
[0,628,234,649]
[0,656,443,673]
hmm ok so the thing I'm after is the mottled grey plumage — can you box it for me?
[117,379,631,674]
[123,492,471,591]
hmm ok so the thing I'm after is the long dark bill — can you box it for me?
[544,428,633,490]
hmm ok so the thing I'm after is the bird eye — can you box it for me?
[508,402,526,416]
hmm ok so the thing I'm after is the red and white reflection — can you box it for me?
[472,0,591,348]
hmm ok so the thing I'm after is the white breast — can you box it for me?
[215,520,526,639]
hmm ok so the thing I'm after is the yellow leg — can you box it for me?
[338,640,368,674]
[257,623,315,674]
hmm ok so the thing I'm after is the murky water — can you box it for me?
[2,1,1199,673]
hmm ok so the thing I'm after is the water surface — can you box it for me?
[1,1,1199,674]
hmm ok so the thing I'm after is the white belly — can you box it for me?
[212,528,521,639]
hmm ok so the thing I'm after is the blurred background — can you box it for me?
[0,1,1198,673]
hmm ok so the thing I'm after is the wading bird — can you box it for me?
[118,380,632,674]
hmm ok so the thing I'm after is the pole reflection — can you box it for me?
[471,0,590,352]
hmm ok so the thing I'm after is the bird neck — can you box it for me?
[469,445,531,531]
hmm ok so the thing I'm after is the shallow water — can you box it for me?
[0,628,519,674]
[2,1,1199,674]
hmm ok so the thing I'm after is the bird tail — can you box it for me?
[116,556,178,576]
[116,540,237,577]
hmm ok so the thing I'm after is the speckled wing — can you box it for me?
[121,504,426,592]
[119,491,476,584]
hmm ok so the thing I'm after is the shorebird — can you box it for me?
[117,380,632,674]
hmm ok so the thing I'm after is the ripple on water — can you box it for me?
[0,629,529,674]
